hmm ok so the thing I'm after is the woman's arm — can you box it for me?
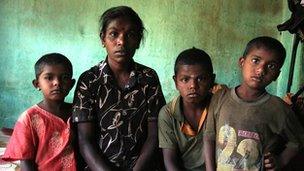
[78,122,112,171]
[278,147,298,169]
[133,120,158,171]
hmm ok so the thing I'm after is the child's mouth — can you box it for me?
[251,76,263,82]
[188,93,199,97]
[51,89,63,94]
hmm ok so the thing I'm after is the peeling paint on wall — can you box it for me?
[0,0,297,127]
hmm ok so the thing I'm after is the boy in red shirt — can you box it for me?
[2,53,76,171]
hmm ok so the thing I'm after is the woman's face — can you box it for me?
[101,17,141,65]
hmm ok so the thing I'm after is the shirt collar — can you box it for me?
[98,57,138,90]
[171,96,208,136]
[171,96,185,122]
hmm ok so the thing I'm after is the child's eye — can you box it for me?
[62,75,71,81]
[251,58,259,64]
[197,76,208,82]
[44,76,52,80]
[127,31,137,39]
[180,78,189,83]
[267,63,278,70]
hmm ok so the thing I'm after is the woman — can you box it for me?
[72,6,166,171]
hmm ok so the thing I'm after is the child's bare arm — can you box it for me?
[77,122,112,171]
[162,148,184,171]
[278,147,299,168]
[263,147,298,170]
[204,137,216,171]
[21,159,37,171]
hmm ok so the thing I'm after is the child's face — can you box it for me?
[174,64,214,105]
[239,47,281,91]
[33,64,75,102]
[101,17,140,64]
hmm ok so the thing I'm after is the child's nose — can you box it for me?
[53,78,61,86]
[256,65,266,76]
[189,79,199,89]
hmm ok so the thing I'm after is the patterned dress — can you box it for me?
[72,59,166,169]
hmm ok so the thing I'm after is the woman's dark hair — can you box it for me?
[99,6,145,43]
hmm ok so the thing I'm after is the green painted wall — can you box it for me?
[0,0,300,127]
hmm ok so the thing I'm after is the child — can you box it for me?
[203,36,304,170]
[282,91,304,170]
[1,53,76,170]
[72,6,166,171]
[158,47,224,171]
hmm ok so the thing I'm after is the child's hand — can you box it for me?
[264,152,279,171]
[283,93,293,105]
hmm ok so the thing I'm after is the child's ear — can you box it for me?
[32,79,40,91]
[272,70,281,81]
[135,39,141,49]
[172,75,176,81]
[70,79,76,90]
[211,73,216,85]
[238,57,245,68]
[208,73,216,90]
[173,75,177,87]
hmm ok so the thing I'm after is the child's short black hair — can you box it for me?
[99,6,145,42]
[174,47,213,75]
[34,53,73,78]
[242,36,286,67]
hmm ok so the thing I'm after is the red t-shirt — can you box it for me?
[2,105,76,171]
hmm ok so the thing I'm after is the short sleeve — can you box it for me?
[146,70,166,121]
[72,71,96,123]
[2,112,37,161]
[158,104,177,149]
[204,89,227,140]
